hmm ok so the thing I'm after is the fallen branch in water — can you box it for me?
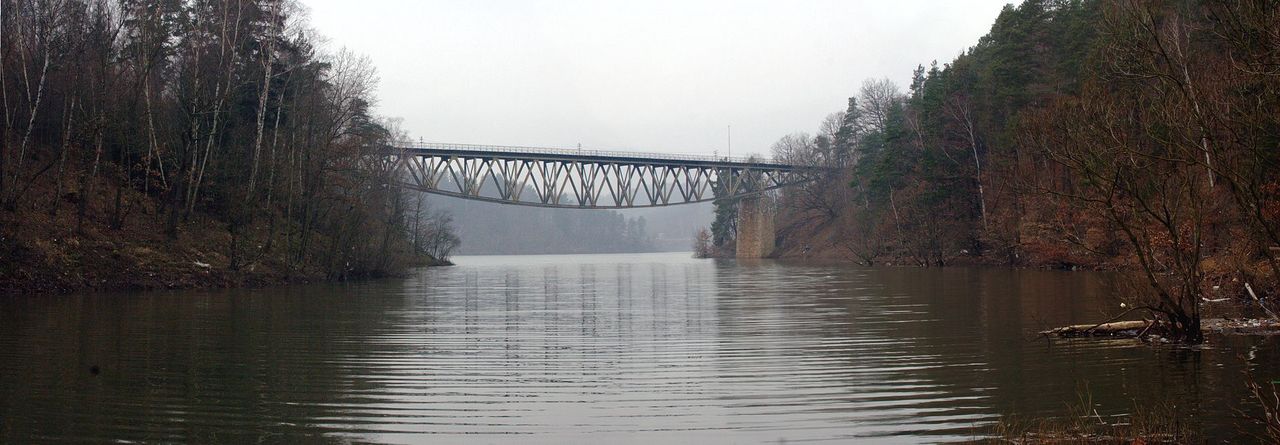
[1246,282,1278,320]
[1041,320,1154,338]
[1040,306,1158,338]
[1043,318,1280,339]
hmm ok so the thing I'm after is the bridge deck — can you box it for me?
[392,142,801,170]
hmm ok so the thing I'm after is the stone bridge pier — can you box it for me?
[735,196,775,259]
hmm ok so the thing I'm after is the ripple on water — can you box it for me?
[1,252,1276,443]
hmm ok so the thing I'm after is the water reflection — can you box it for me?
[0,283,418,443]
[1,252,1276,443]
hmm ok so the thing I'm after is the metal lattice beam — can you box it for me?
[385,142,821,209]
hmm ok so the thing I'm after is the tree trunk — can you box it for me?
[77,129,104,233]
[248,2,278,197]
[111,184,124,230]
[50,97,75,216]
[8,46,51,209]
[188,0,244,215]
[143,81,164,194]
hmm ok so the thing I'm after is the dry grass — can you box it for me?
[0,170,312,295]
[1241,375,1280,443]
[971,393,1198,444]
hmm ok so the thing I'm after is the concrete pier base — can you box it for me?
[736,196,775,259]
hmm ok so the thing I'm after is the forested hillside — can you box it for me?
[766,0,1278,341]
[1,0,455,293]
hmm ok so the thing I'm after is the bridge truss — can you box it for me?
[385,142,818,209]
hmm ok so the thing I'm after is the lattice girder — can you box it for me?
[386,144,819,209]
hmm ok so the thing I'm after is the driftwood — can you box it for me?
[1041,320,1153,338]
[1043,318,1280,339]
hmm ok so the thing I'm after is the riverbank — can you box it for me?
[0,174,449,296]
[772,215,1119,270]
[0,212,451,296]
[772,214,1278,309]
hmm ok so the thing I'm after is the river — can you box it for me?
[1,252,1275,443]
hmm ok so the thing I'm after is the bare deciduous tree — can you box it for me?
[857,78,900,133]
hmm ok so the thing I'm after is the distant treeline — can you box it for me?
[429,195,656,256]
[1,0,456,292]
[424,172,718,255]
[767,0,1278,342]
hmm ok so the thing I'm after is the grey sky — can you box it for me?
[303,0,1012,157]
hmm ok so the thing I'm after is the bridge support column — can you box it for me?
[736,196,775,259]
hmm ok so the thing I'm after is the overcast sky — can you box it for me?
[303,0,1012,157]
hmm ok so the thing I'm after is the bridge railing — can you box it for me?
[392,141,784,165]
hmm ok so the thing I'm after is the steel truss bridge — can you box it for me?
[385,142,819,209]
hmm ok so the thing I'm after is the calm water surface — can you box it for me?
[2,252,1276,443]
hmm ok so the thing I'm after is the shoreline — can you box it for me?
[1,191,453,297]
[1,256,453,298]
